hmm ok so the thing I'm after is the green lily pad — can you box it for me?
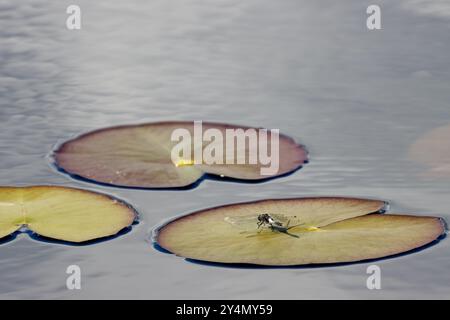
[0,186,136,243]
[155,197,445,266]
[53,121,307,188]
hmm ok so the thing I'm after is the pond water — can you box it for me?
[1,0,449,299]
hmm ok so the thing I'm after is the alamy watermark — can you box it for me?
[66,5,81,30]
[66,265,81,290]
[170,121,280,176]
[367,5,381,30]
[366,265,381,290]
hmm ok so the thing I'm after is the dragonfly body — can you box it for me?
[257,213,299,237]
[257,213,287,232]
[225,213,303,238]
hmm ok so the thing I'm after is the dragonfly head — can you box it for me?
[257,213,272,223]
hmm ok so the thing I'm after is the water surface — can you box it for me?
[1,0,450,299]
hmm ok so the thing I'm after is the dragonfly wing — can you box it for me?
[224,215,297,238]
[242,228,274,238]
[224,215,259,232]
[270,213,303,227]
[224,215,279,238]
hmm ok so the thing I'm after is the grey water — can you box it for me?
[1,0,450,299]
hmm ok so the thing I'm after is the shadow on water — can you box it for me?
[153,242,173,254]
[50,157,308,191]
[0,185,141,246]
[152,233,447,270]
[204,162,308,185]
[0,221,139,247]
[0,232,20,245]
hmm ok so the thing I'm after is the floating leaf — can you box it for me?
[155,197,445,266]
[0,186,136,243]
[53,121,307,188]
[409,123,450,177]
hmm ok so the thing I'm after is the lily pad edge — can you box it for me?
[0,185,139,245]
[50,121,310,190]
[153,197,447,267]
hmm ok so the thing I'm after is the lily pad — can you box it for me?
[155,197,445,266]
[409,124,450,177]
[53,121,307,188]
[0,186,136,243]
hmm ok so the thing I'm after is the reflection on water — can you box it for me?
[0,0,450,299]
[410,123,450,178]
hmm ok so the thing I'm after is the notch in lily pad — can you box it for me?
[154,197,446,266]
[0,186,137,244]
[52,121,308,189]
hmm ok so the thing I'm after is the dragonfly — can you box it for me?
[224,213,303,238]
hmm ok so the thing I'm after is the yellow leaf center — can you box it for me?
[175,159,195,167]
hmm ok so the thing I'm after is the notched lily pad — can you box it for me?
[155,197,445,266]
[53,121,308,188]
[0,186,136,243]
